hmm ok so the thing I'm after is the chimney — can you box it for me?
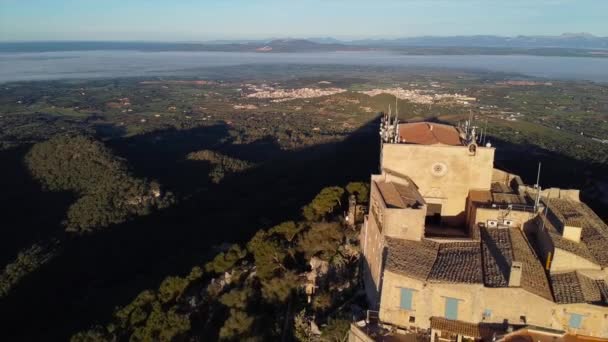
[508,261,522,287]
[562,220,582,243]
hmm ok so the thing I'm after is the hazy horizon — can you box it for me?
[1,0,607,41]
[1,32,608,44]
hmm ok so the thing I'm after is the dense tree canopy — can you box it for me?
[72,184,364,341]
[346,181,370,203]
[0,240,60,299]
[26,135,174,232]
[187,149,254,183]
[302,186,345,221]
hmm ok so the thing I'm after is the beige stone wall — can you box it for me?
[555,304,608,337]
[384,207,426,241]
[468,207,536,232]
[362,178,386,307]
[533,226,554,269]
[521,186,581,202]
[550,249,602,273]
[382,144,494,226]
[491,168,523,186]
[379,270,608,337]
[348,324,375,342]
[361,215,384,308]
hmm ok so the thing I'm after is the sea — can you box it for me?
[1,50,608,83]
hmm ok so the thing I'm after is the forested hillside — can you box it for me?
[1,69,607,341]
[73,183,368,341]
[25,135,174,232]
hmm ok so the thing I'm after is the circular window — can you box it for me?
[431,162,448,177]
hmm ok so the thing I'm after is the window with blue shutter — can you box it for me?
[569,313,583,329]
[482,309,492,319]
[445,297,459,320]
[400,288,413,310]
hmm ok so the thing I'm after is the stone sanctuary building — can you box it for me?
[350,115,608,342]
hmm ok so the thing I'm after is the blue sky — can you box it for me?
[1,0,607,41]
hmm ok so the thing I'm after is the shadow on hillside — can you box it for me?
[0,118,380,341]
[2,116,606,341]
[0,147,73,263]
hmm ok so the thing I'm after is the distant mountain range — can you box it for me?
[2,34,608,55]
[343,33,608,49]
[203,33,608,50]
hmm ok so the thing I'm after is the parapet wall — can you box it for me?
[519,186,580,202]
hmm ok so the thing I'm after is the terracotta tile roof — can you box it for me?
[551,272,585,304]
[386,229,551,301]
[509,228,553,301]
[375,180,424,209]
[545,199,608,267]
[481,227,513,287]
[385,237,439,280]
[596,280,608,305]
[537,216,597,263]
[578,273,602,303]
[384,225,608,306]
[428,242,483,284]
[550,272,603,304]
[397,122,463,146]
[430,317,507,339]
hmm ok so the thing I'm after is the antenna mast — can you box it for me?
[534,162,542,211]
[482,119,488,145]
[395,96,399,122]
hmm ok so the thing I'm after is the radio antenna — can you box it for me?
[534,162,542,211]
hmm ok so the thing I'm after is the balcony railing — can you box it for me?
[476,202,536,213]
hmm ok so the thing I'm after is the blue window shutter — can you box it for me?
[400,288,413,310]
[445,298,459,320]
[569,314,583,328]
[483,309,492,319]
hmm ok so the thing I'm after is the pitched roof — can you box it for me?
[481,227,512,287]
[545,198,608,267]
[384,226,608,305]
[428,242,483,284]
[385,237,438,280]
[430,317,508,339]
[397,122,463,146]
[537,215,598,263]
[551,272,604,304]
[375,180,424,209]
[386,230,552,300]
[480,227,553,300]
[509,228,554,301]
[596,280,608,305]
